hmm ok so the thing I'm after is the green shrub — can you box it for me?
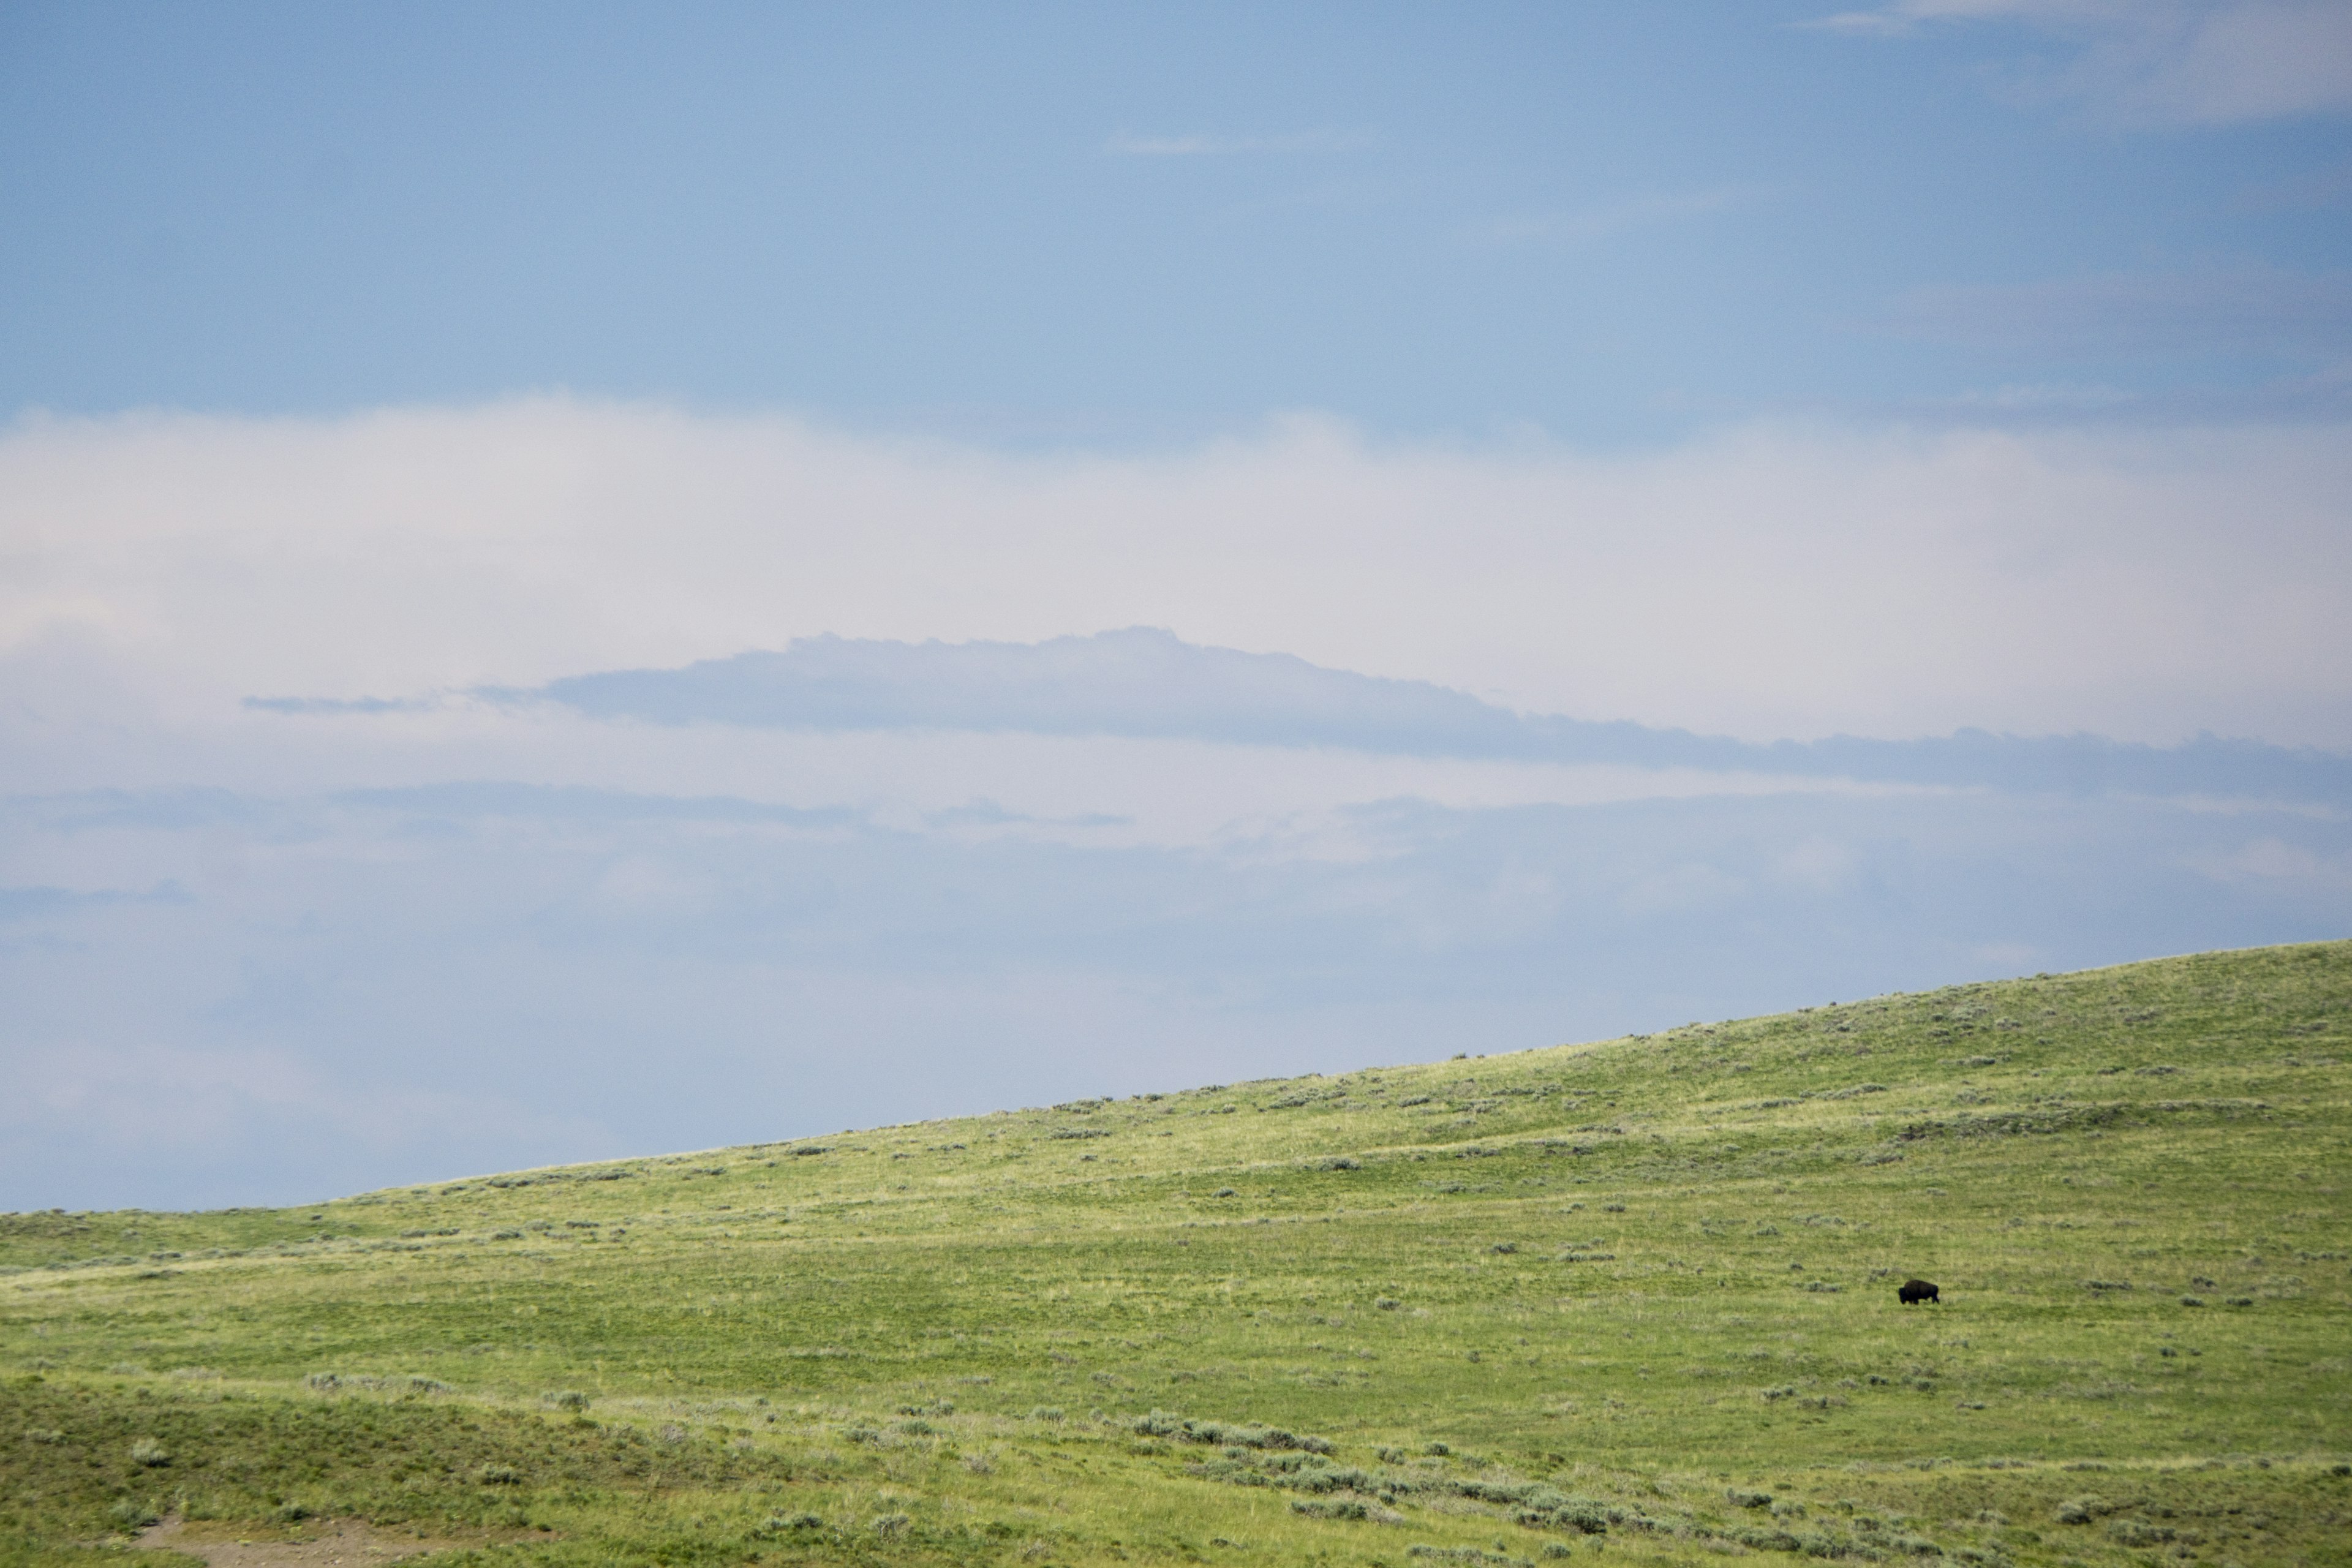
[107,1499,159,1531]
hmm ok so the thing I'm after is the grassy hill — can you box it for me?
[4,941,2349,1568]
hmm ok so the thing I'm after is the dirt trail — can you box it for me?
[134,1517,479,1567]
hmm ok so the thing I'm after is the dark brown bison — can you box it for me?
[1898,1278,1940,1305]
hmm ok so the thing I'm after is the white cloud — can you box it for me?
[1812,0,2352,125]
[2194,834,2352,889]
[1776,835,1861,892]
[3,400,2349,756]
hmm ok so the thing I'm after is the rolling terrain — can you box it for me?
[5,942,2350,1567]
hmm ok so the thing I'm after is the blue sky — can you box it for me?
[2,3,2350,1208]
[6,1,2349,439]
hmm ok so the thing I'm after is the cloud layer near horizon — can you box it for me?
[399,628,2348,805]
[7,399,2352,755]
[8,776,2345,1210]
[3,400,2349,1210]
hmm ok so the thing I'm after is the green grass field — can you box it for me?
[6,941,2349,1568]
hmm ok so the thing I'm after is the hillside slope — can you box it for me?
[5,941,2350,1568]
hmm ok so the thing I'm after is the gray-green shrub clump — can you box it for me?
[1133,1410,1336,1453]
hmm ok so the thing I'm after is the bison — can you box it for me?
[1898,1278,1940,1305]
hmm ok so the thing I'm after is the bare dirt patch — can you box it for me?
[134,1517,483,1568]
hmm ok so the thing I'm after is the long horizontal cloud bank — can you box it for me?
[4,399,2350,1211]
[8,399,2352,751]
[409,629,2352,806]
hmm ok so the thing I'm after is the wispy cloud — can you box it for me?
[243,693,434,716]
[1887,263,2352,358]
[1809,1,2352,125]
[2200,835,2352,891]
[1898,361,2352,427]
[1806,0,2117,37]
[1104,127,1378,157]
[0,880,184,924]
